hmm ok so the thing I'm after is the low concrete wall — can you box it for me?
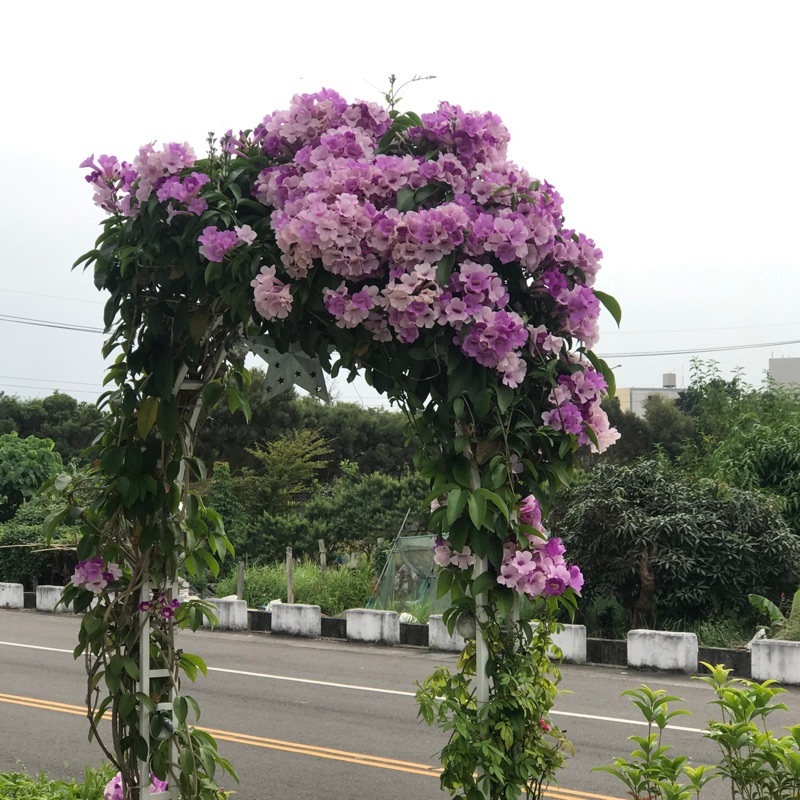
[751,639,800,685]
[628,629,698,673]
[206,598,248,630]
[552,624,587,664]
[272,604,321,638]
[36,585,69,613]
[0,582,24,609]
[428,615,466,652]
[346,609,399,645]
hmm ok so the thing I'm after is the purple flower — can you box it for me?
[198,226,239,262]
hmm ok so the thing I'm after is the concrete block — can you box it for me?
[272,603,321,638]
[552,624,587,664]
[36,585,70,613]
[627,629,698,673]
[206,598,247,630]
[346,609,399,645]
[751,639,800,685]
[0,583,24,609]
[428,614,466,652]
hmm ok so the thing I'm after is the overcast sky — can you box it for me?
[1,1,798,409]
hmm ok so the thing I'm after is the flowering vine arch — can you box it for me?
[67,88,619,800]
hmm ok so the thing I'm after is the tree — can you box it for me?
[0,432,63,521]
[193,371,303,472]
[0,392,105,463]
[550,458,800,626]
[642,394,696,460]
[233,429,331,515]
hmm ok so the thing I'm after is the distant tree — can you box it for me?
[550,457,800,626]
[194,371,303,472]
[233,429,331,515]
[0,392,105,463]
[295,396,413,480]
[642,394,697,460]
[0,432,63,521]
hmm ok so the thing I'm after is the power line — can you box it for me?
[600,339,800,359]
[0,314,104,334]
[0,288,103,305]
[0,374,103,388]
[603,321,800,335]
[1,312,798,361]
[0,382,101,397]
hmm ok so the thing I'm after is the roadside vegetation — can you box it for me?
[3,360,800,647]
[0,765,115,800]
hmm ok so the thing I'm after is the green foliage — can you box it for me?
[0,495,78,588]
[749,587,800,641]
[0,392,106,464]
[0,432,63,521]
[0,764,117,800]
[234,429,331,514]
[215,560,373,616]
[551,458,800,624]
[574,592,629,639]
[224,468,429,564]
[600,666,800,800]
[417,615,573,800]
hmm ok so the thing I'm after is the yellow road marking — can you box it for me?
[0,692,623,800]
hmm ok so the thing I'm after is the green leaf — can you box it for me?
[132,735,149,762]
[468,491,487,529]
[446,488,468,526]
[476,488,509,518]
[174,695,188,725]
[202,381,225,408]
[156,396,179,441]
[452,458,473,489]
[472,572,497,597]
[135,692,157,714]
[396,187,416,212]
[137,397,159,440]
[437,569,454,599]
[152,351,174,399]
[594,289,622,327]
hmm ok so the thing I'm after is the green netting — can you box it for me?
[369,534,450,617]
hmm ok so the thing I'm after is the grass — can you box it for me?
[371,597,433,623]
[0,765,116,799]
[661,614,755,648]
[215,559,374,616]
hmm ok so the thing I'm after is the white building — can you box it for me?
[616,373,682,417]
[768,357,800,387]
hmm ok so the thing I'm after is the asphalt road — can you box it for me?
[2,610,799,799]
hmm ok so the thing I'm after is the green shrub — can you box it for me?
[215,560,373,616]
[597,665,800,799]
[0,764,116,799]
[551,458,800,626]
[0,496,78,589]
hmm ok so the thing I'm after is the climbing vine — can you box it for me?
[67,87,619,798]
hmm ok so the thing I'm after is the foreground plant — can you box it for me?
[71,86,618,798]
[596,664,800,800]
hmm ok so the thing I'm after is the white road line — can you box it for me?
[0,640,705,732]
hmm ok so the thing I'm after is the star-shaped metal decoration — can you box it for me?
[247,335,330,402]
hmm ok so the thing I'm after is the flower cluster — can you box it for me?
[138,592,181,620]
[541,360,620,453]
[197,224,257,263]
[80,89,619,452]
[250,90,616,446]
[104,772,168,800]
[71,558,122,594]
[435,495,583,600]
[497,536,584,599]
[80,142,197,217]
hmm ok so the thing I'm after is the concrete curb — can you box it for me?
[628,630,698,674]
[0,582,24,609]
